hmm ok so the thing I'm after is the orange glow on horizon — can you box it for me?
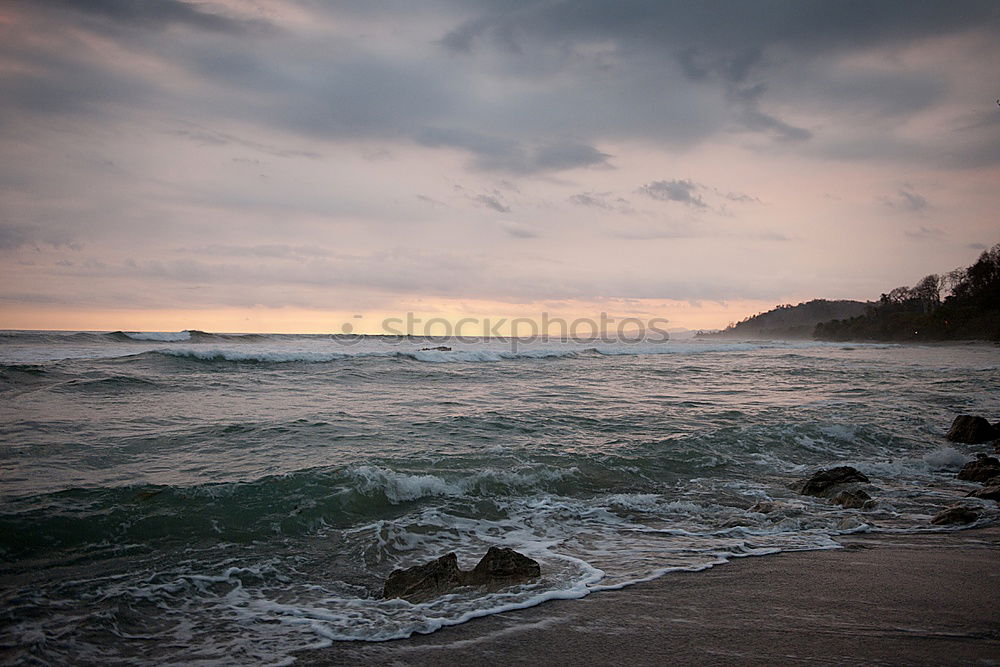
[0,298,782,335]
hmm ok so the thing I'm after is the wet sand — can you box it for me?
[295,527,1000,666]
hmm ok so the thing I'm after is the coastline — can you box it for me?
[294,526,1000,666]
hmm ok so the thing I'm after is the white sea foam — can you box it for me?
[123,331,192,342]
[157,348,356,363]
[346,465,577,504]
[154,341,880,364]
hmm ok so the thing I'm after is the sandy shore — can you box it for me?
[294,527,1000,666]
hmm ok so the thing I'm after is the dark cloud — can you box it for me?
[8,0,992,174]
[0,223,79,252]
[570,193,611,210]
[0,42,157,119]
[639,180,707,208]
[738,107,812,142]
[436,0,995,153]
[898,189,930,212]
[416,194,447,207]
[569,192,632,213]
[417,127,610,173]
[882,188,930,212]
[474,194,511,213]
[502,224,538,238]
[440,1,999,61]
[29,0,265,34]
[1,1,997,317]
[167,125,321,159]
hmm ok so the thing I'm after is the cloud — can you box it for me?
[474,193,511,213]
[722,191,760,204]
[175,244,334,259]
[904,225,944,239]
[29,0,266,34]
[882,188,930,212]
[898,189,930,212]
[639,180,707,208]
[2,1,999,323]
[416,194,447,207]
[440,1,998,61]
[417,127,610,173]
[167,125,321,159]
[569,191,632,213]
[502,223,538,238]
[0,223,79,252]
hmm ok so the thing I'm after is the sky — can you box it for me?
[1,0,999,334]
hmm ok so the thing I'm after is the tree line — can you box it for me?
[814,243,1000,341]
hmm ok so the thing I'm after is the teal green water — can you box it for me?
[1,332,997,664]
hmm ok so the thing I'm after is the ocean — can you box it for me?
[1,331,998,665]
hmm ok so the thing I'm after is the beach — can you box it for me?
[296,527,1000,666]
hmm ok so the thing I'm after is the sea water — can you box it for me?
[1,331,997,664]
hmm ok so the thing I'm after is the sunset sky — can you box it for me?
[1,0,998,334]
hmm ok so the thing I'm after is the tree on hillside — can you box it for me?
[815,242,1000,342]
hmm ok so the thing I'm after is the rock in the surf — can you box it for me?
[831,489,873,509]
[966,485,1000,502]
[956,454,1000,484]
[929,505,980,525]
[382,553,463,602]
[467,546,541,587]
[945,415,998,444]
[798,466,870,497]
[382,548,541,602]
[419,346,452,351]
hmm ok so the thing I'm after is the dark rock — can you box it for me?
[831,489,872,509]
[382,548,540,602]
[992,439,1000,455]
[966,485,1000,502]
[957,454,1000,483]
[467,547,541,587]
[798,466,870,497]
[930,505,980,525]
[945,415,998,444]
[382,553,463,602]
[419,346,452,351]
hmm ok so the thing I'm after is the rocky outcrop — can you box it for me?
[382,553,464,602]
[831,489,873,509]
[946,415,998,444]
[467,547,541,588]
[382,547,540,602]
[966,485,1000,502]
[957,454,1000,484]
[930,505,980,525]
[797,466,870,498]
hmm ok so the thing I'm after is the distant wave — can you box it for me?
[0,329,273,345]
[148,340,892,365]
[151,347,584,364]
[119,330,192,342]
